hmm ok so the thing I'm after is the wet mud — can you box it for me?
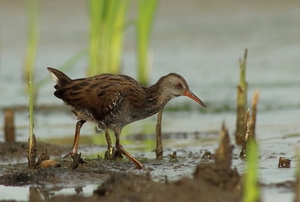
[0,126,297,202]
[0,136,244,202]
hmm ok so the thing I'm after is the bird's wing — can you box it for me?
[54,74,127,121]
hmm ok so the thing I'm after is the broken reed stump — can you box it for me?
[194,122,241,192]
[28,134,37,168]
[36,149,50,166]
[240,89,260,158]
[155,109,163,159]
[278,157,291,168]
[4,108,15,142]
[240,109,252,159]
[295,149,300,202]
[215,121,233,168]
[251,89,260,139]
[35,149,60,168]
[235,49,248,145]
[28,75,37,168]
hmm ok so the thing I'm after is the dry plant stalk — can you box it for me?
[235,49,248,145]
[155,109,163,159]
[251,89,260,139]
[4,108,15,142]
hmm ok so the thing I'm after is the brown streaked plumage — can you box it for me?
[47,67,206,169]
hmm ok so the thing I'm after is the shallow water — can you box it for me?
[0,0,300,201]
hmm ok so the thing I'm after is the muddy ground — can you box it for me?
[0,134,244,202]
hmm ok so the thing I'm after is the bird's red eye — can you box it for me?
[175,82,181,87]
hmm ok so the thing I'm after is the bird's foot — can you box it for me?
[63,151,86,169]
[104,147,123,160]
[69,153,86,169]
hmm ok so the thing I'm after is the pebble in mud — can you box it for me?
[278,157,291,168]
[201,150,215,161]
[40,160,61,168]
[168,151,178,162]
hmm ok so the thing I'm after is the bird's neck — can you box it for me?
[126,76,173,121]
[142,80,172,114]
[148,80,172,104]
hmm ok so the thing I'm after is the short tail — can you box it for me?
[47,67,72,88]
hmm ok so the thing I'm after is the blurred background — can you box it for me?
[0,1,300,200]
[0,0,299,149]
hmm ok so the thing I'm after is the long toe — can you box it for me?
[63,151,77,159]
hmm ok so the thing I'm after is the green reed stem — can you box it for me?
[87,0,129,76]
[28,75,34,146]
[88,0,103,76]
[136,0,158,85]
[243,139,260,202]
[24,0,39,84]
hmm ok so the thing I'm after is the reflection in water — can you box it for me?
[29,187,46,201]
[28,185,93,201]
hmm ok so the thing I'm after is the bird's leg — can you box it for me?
[104,129,113,158]
[155,109,163,159]
[115,133,144,169]
[104,129,123,160]
[63,120,86,159]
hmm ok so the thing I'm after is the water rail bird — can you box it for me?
[47,67,206,169]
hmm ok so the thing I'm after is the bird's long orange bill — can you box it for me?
[183,90,206,108]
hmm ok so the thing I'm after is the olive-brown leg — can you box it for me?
[104,129,113,158]
[104,129,123,160]
[155,109,163,159]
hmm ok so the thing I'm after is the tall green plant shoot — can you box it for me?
[24,0,39,89]
[88,0,129,76]
[136,0,158,85]
[244,139,260,202]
